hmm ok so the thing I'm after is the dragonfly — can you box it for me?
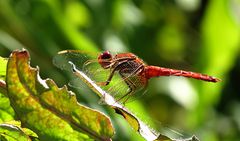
[53,50,220,104]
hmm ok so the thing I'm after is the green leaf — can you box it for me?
[113,107,139,132]
[0,57,14,122]
[0,121,39,141]
[6,49,114,141]
[154,135,200,141]
[0,123,31,141]
[0,57,7,81]
[0,57,8,96]
[3,121,38,138]
[0,81,7,96]
[154,134,172,141]
[0,93,15,123]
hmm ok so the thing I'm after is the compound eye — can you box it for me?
[98,51,112,69]
[101,51,112,60]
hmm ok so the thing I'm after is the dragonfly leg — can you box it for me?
[96,65,118,86]
[97,59,133,86]
[122,80,136,104]
[117,65,145,104]
[115,78,136,104]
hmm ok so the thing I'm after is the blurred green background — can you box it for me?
[0,0,240,141]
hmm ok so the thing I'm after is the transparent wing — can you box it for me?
[53,50,97,72]
[53,50,108,82]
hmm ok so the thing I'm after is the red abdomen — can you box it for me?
[145,66,220,82]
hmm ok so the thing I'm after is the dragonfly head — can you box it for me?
[98,51,112,69]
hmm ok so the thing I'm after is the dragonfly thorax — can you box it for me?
[114,60,144,77]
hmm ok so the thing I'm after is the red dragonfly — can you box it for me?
[97,51,220,101]
[54,50,220,103]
